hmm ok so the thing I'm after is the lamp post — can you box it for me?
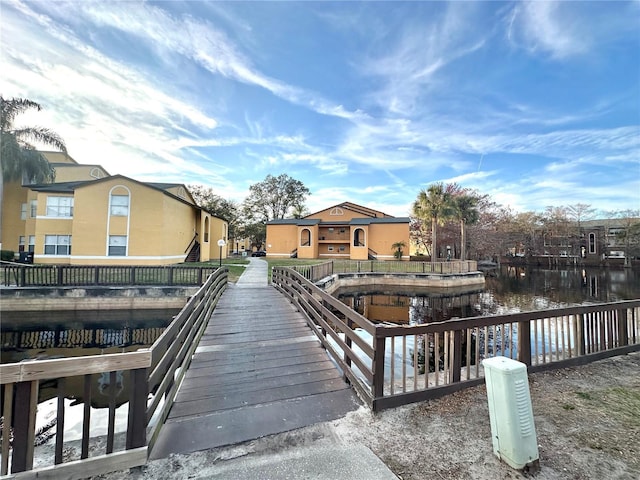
[217,239,226,268]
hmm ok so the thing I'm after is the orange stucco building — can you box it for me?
[1,152,228,265]
[265,202,410,260]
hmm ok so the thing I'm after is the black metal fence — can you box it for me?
[1,265,219,287]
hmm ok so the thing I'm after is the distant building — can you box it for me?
[1,152,227,265]
[266,202,410,260]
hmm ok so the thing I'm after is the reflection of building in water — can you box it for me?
[354,295,411,324]
[336,286,483,325]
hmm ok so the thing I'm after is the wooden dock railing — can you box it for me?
[272,266,640,412]
[0,267,227,479]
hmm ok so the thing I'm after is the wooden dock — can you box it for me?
[150,283,360,459]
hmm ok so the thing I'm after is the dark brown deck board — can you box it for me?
[181,359,338,389]
[150,284,360,459]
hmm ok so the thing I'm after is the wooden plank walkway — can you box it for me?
[150,281,360,459]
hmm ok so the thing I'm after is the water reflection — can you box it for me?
[335,266,640,325]
[1,308,178,408]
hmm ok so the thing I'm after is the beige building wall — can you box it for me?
[1,181,28,252]
[265,203,410,261]
[265,224,301,258]
[206,215,228,262]
[368,222,410,260]
[42,152,109,182]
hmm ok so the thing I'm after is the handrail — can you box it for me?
[184,232,199,254]
[272,265,640,412]
[0,267,228,478]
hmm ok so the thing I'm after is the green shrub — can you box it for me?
[1,250,15,261]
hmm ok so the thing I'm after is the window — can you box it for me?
[328,245,334,252]
[588,233,596,255]
[46,196,73,217]
[44,235,71,255]
[21,203,27,220]
[90,167,105,179]
[18,236,25,252]
[110,194,129,216]
[109,235,127,256]
[28,235,35,253]
[30,200,37,217]
[300,228,311,247]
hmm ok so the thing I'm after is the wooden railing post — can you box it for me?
[372,329,386,410]
[94,266,100,285]
[451,330,462,383]
[20,266,26,287]
[11,380,39,473]
[617,308,629,347]
[126,368,148,450]
[517,321,532,366]
[343,318,353,384]
[576,313,586,356]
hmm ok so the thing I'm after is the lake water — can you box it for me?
[333,266,640,382]
[334,266,640,325]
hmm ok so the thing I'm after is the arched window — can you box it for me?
[330,207,344,216]
[353,228,365,247]
[300,228,311,247]
[109,186,130,216]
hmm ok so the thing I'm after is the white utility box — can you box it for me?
[482,356,539,471]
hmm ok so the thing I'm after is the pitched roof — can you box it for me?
[305,201,394,219]
[28,174,219,216]
[267,217,409,225]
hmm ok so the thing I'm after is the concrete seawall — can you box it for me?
[320,271,486,295]
[0,286,199,311]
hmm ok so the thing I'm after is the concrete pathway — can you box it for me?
[234,256,269,287]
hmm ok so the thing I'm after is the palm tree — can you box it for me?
[450,194,479,261]
[391,241,406,259]
[1,96,66,247]
[412,183,451,263]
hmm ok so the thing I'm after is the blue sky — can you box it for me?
[2,0,639,217]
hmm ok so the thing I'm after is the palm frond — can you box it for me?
[1,96,42,132]
[12,127,67,152]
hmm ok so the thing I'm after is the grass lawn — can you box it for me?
[189,258,250,283]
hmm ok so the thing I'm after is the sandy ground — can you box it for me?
[91,351,639,480]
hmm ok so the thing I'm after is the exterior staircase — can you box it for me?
[185,241,201,262]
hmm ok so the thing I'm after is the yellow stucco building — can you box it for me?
[1,152,228,265]
[266,202,410,260]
